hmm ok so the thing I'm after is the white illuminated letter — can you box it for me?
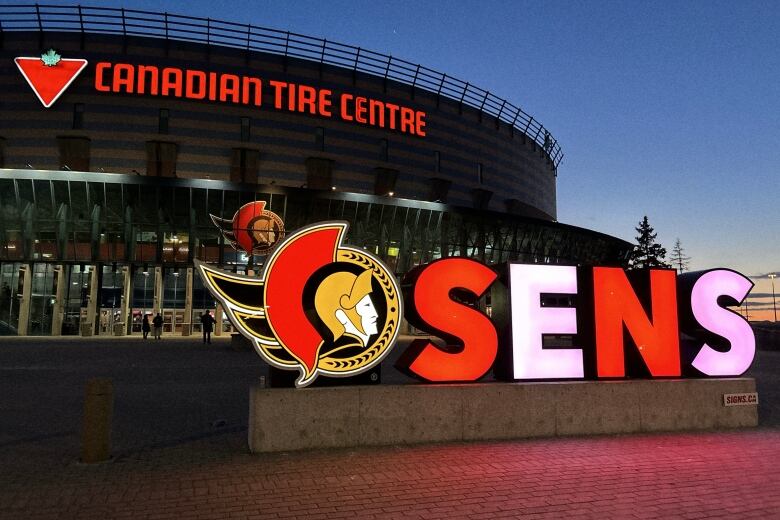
[509,264,583,379]
[690,270,755,376]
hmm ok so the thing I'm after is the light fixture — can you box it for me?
[331,186,336,190]
[388,191,394,197]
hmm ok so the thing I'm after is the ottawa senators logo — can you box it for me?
[211,201,284,256]
[195,222,401,387]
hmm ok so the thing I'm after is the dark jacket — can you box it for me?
[152,315,163,328]
[201,313,216,332]
[142,316,151,332]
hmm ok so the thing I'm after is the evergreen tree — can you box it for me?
[628,216,668,269]
[669,238,691,273]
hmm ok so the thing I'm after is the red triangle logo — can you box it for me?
[15,57,88,108]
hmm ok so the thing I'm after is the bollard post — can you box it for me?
[81,378,113,463]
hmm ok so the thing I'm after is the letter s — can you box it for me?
[684,269,755,376]
[396,258,498,382]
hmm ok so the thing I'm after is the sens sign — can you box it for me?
[400,261,756,382]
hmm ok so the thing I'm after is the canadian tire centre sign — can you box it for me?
[15,50,427,136]
[197,221,756,388]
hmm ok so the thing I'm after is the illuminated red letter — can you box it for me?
[161,67,183,97]
[112,63,134,93]
[400,107,415,134]
[186,70,207,99]
[415,111,426,137]
[317,88,332,117]
[340,93,353,121]
[397,258,498,382]
[137,65,158,95]
[94,62,111,92]
[593,267,680,377]
[219,74,240,103]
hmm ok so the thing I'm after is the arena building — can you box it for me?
[0,5,631,336]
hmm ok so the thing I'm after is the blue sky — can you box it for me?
[32,0,780,316]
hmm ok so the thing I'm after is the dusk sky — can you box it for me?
[36,0,779,320]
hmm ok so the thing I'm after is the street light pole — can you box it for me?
[769,273,777,323]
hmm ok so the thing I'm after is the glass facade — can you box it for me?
[0,169,631,336]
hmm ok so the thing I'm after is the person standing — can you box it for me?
[200,310,216,344]
[152,312,163,340]
[142,314,151,339]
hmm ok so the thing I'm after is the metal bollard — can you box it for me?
[81,378,114,463]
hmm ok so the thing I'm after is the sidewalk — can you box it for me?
[1,338,778,519]
[1,428,778,519]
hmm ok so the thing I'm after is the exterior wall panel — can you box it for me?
[1,31,557,218]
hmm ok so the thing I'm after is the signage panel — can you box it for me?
[197,220,757,388]
[15,50,427,136]
[723,393,758,406]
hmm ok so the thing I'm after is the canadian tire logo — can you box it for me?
[196,222,402,388]
[15,50,88,108]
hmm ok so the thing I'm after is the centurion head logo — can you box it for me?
[211,201,285,256]
[196,222,401,387]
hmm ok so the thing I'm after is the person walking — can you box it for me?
[152,312,163,340]
[142,314,151,339]
[200,310,216,344]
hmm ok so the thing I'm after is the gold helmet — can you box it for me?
[314,269,373,340]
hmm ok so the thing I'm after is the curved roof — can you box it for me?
[0,3,564,168]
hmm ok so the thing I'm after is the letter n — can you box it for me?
[591,267,681,377]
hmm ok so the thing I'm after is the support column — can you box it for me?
[182,267,193,336]
[152,265,163,316]
[50,265,66,336]
[214,303,223,336]
[119,265,131,336]
[82,265,99,336]
[16,264,32,336]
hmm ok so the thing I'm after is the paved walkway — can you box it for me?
[1,337,779,519]
[1,428,779,519]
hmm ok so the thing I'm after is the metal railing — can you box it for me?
[0,3,564,167]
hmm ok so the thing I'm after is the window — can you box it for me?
[315,127,325,151]
[158,109,169,135]
[477,163,484,185]
[72,103,84,130]
[379,139,389,161]
[240,117,251,142]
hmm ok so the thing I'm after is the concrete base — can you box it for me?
[248,378,758,453]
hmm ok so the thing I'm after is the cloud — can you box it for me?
[749,272,780,279]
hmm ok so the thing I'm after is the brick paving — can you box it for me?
[1,429,779,519]
[1,337,779,519]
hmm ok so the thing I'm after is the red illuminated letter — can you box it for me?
[161,67,183,97]
[397,258,498,382]
[415,111,426,137]
[340,93,353,121]
[592,267,680,377]
[112,63,134,93]
[94,62,111,92]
